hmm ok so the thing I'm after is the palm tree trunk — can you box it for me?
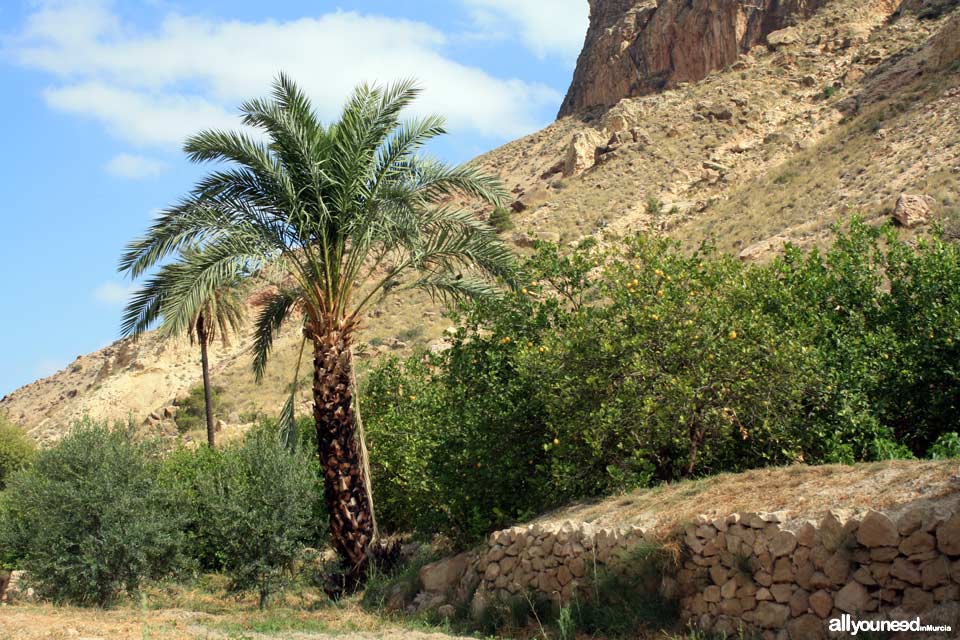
[310,320,374,587]
[197,314,216,448]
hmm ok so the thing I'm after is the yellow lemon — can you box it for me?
[729,330,738,340]
[553,438,560,446]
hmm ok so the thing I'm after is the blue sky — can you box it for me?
[0,0,588,397]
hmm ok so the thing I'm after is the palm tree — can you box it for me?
[118,74,513,584]
[121,246,244,448]
[188,276,244,448]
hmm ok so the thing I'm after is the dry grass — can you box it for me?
[533,460,960,538]
[0,587,460,640]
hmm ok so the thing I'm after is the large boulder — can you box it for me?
[419,552,471,594]
[562,130,606,176]
[893,194,933,228]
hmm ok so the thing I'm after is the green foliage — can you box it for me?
[928,432,960,459]
[365,220,960,545]
[822,85,837,99]
[159,446,232,572]
[118,75,513,382]
[397,325,426,343]
[0,420,183,606]
[570,544,679,636]
[557,605,575,640]
[646,196,663,215]
[0,416,36,490]
[360,548,438,610]
[489,206,514,233]
[198,426,320,608]
[174,384,221,433]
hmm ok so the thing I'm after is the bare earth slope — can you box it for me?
[3,0,958,441]
[0,281,453,444]
[532,460,960,538]
[479,0,959,257]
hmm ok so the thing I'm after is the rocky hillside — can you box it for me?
[3,0,959,442]
[558,0,827,116]
[0,281,454,444]
[480,0,959,258]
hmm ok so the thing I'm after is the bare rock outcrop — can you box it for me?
[558,0,825,117]
[893,193,934,228]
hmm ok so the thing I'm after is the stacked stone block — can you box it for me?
[678,508,960,639]
[472,521,647,603]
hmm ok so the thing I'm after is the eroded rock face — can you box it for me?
[558,0,824,117]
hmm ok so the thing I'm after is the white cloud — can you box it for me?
[94,281,135,305]
[462,0,588,60]
[104,152,166,179]
[12,1,561,150]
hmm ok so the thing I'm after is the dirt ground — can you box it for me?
[0,602,468,640]
[534,459,960,537]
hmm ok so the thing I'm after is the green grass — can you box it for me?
[360,548,439,611]
[208,615,335,635]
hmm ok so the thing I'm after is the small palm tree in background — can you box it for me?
[119,74,513,585]
[121,247,244,449]
[188,272,244,448]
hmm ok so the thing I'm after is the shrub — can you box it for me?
[928,432,960,459]
[0,420,183,606]
[159,446,231,571]
[365,220,960,545]
[203,426,320,607]
[570,544,679,636]
[489,206,514,233]
[174,384,221,433]
[645,196,663,215]
[0,416,35,490]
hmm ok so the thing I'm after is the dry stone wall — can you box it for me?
[473,522,647,604]
[678,508,960,639]
[414,504,960,638]
[412,521,651,616]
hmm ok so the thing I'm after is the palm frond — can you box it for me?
[121,74,516,380]
[413,159,506,207]
[409,272,502,304]
[251,288,299,382]
[119,203,233,278]
[158,240,259,338]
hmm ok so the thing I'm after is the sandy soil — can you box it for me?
[534,459,960,537]
[0,603,469,640]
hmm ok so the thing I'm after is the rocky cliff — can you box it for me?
[558,0,827,117]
